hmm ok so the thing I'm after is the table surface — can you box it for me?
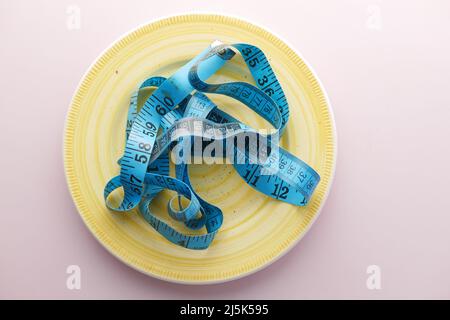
[1,0,449,299]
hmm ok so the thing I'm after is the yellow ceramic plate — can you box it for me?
[64,14,336,284]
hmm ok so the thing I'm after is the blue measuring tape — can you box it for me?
[104,41,320,249]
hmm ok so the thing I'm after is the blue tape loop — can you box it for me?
[104,42,320,249]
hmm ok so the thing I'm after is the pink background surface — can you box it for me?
[1,0,450,299]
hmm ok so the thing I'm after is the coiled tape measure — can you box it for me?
[104,41,320,250]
